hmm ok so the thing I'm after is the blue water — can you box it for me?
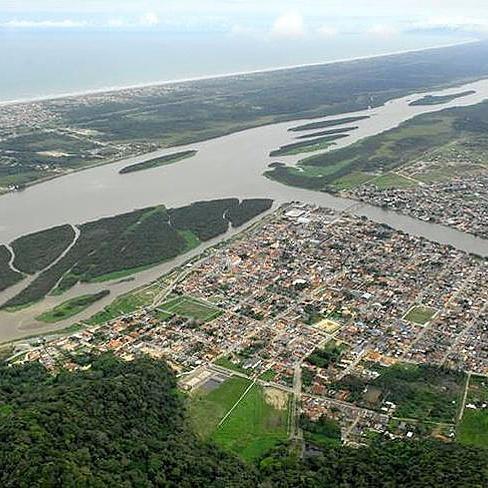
[0,30,470,102]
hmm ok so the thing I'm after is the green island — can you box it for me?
[0,246,24,293]
[36,290,110,323]
[409,90,476,106]
[270,134,348,157]
[1,198,272,309]
[0,354,486,486]
[289,115,370,132]
[3,42,488,190]
[266,99,488,191]
[119,150,197,174]
[11,224,76,274]
[295,126,358,139]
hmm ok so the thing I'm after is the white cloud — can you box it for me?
[366,24,398,38]
[229,24,258,37]
[1,19,89,29]
[410,16,488,34]
[139,12,160,26]
[270,12,305,39]
[316,25,339,38]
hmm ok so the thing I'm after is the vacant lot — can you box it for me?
[458,375,488,448]
[189,376,252,439]
[160,295,222,322]
[212,384,290,461]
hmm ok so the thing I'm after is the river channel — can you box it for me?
[1,78,488,342]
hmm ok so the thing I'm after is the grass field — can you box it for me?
[212,384,290,461]
[189,376,252,439]
[458,375,488,448]
[404,305,438,325]
[36,290,110,323]
[371,172,419,189]
[215,355,248,374]
[87,282,163,325]
[160,295,222,322]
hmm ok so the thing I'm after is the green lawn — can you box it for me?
[404,305,437,325]
[215,355,248,375]
[36,291,110,323]
[189,376,252,439]
[458,376,488,448]
[371,172,419,189]
[458,410,488,447]
[212,384,290,461]
[87,284,162,325]
[160,295,222,322]
[259,369,278,382]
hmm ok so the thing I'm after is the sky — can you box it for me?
[0,0,488,38]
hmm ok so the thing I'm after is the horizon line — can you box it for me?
[0,38,479,108]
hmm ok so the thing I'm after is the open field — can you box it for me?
[458,375,488,448]
[404,305,438,325]
[211,383,290,461]
[189,376,252,439]
[36,290,110,323]
[159,295,222,322]
[370,172,418,189]
[86,281,167,325]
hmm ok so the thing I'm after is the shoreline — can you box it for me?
[0,39,477,108]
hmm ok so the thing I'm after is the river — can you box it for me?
[1,78,488,342]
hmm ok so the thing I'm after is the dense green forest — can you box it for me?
[0,355,486,487]
[0,246,24,292]
[11,224,75,274]
[119,150,197,174]
[1,198,272,309]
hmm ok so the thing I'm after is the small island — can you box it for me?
[119,150,197,174]
[409,90,475,106]
[36,290,110,323]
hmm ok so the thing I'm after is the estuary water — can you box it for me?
[1,77,488,342]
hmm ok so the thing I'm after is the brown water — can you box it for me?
[1,79,488,343]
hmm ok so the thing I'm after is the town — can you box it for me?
[10,202,487,451]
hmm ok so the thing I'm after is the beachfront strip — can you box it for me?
[11,203,487,446]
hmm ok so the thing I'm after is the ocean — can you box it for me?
[0,30,471,103]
